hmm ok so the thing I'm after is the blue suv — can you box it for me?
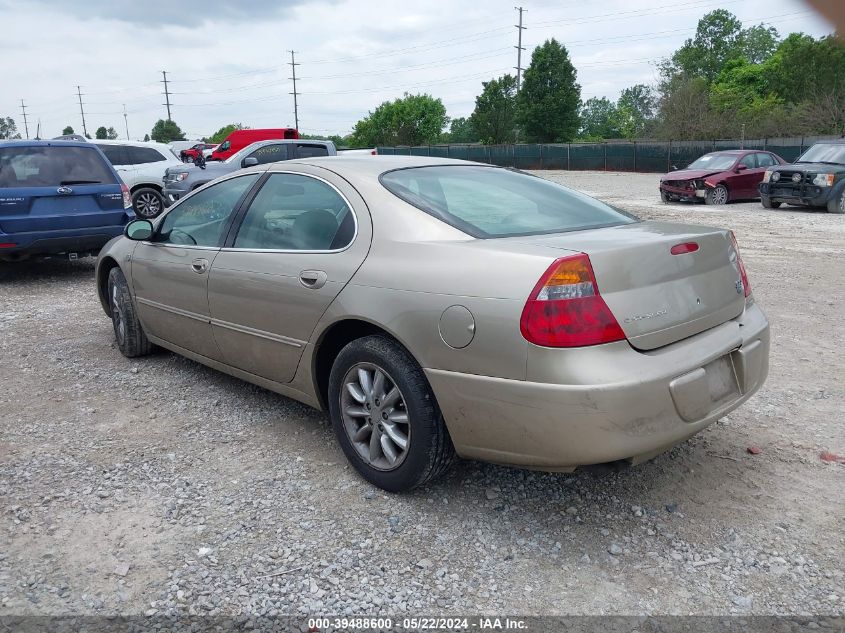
[0,140,135,261]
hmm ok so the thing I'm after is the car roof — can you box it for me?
[93,139,172,150]
[274,155,483,178]
[0,139,95,149]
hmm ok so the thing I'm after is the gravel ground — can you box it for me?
[1,170,843,620]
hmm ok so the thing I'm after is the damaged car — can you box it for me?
[660,150,787,205]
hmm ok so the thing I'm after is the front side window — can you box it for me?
[156,174,259,247]
[739,154,756,168]
[0,146,117,187]
[234,173,354,250]
[380,166,634,238]
[247,144,288,165]
[219,140,231,151]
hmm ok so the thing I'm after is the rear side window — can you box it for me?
[380,166,635,238]
[295,144,329,159]
[95,144,127,165]
[125,146,167,165]
[756,153,777,167]
[246,144,288,165]
[0,145,117,188]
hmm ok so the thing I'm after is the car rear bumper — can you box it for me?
[426,302,769,470]
[0,224,128,257]
[759,182,829,206]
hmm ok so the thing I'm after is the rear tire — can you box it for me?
[107,267,153,358]
[761,196,781,209]
[827,190,845,214]
[132,187,165,219]
[705,184,729,205]
[328,335,455,492]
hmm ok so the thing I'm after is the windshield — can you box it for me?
[380,166,636,238]
[796,143,845,165]
[0,145,116,188]
[686,154,737,171]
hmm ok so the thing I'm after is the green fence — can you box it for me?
[377,136,840,172]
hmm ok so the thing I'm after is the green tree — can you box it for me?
[738,24,781,64]
[655,76,717,139]
[0,117,19,139]
[106,126,118,140]
[443,117,477,143]
[469,74,517,144]
[95,126,108,139]
[578,97,620,139]
[143,134,150,142]
[516,39,581,142]
[62,125,74,135]
[665,10,744,82]
[616,84,657,138]
[351,93,448,146]
[209,123,247,144]
[150,119,186,143]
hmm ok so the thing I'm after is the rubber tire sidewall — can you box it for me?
[827,189,845,214]
[132,187,165,219]
[761,196,781,209]
[705,185,728,205]
[328,335,454,492]
[107,267,153,358]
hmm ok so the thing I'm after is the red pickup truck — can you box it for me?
[180,143,218,163]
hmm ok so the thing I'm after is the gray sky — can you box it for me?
[0,0,832,140]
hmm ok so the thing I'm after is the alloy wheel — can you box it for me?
[135,192,162,218]
[340,363,410,471]
[712,185,728,205]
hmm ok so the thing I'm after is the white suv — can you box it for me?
[94,140,181,218]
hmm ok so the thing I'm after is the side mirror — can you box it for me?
[242,157,259,168]
[736,164,748,172]
[125,219,154,241]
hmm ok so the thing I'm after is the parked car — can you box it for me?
[208,128,299,161]
[659,150,787,205]
[94,140,181,219]
[0,140,134,261]
[162,139,336,205]
[759,140,845,213]
[180,143,218,163]
[96,156,769,492]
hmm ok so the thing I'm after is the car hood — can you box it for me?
[165,162,234,177]
[778,162,845,173]
[661,169,723,181]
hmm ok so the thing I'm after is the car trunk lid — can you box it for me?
[506,221,746,350]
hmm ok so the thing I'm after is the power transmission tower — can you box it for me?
[19,99,29,139]
[288,50,300,131]
[123,104,130,140]
[76,86,88,137]
[161,70,172,121]
[514,6,526,90]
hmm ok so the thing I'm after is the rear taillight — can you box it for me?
[729,231,751,298]
[121,184,132,210]
[0,243,17,249]
[371,149,378,155]
[520,254,626,347]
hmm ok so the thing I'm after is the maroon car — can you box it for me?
[659,150,787,205]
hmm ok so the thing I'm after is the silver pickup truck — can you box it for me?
[163,139,336,206]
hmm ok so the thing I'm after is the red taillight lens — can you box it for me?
[0,242,17,249]
[729,231,751,298]
[670,242,699,255]
[121,184,132,210]
[520,254,626,347]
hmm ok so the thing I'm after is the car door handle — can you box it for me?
[299,269,327,289]
[191,258,209,274]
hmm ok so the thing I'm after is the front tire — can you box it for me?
[705,184,729,205]
[761,196,781,209]
[107,267,153,358]
[660,190,671,203]
[328,335,455,492]
[132,187,165,219]
[827,189,845,214]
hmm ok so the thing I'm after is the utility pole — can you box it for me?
[76,85,88,137]
[19,99,29,139]
[514,6,526,90]
[288,50,300,131]
[740,123,746,149]
[161,70,172,121]
[123,104,130,140]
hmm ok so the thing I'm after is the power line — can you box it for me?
[514,6,526,90]
[161,70,172,121]
[76,86,88,137]
[19,99,29,139]
[289,50,300,131]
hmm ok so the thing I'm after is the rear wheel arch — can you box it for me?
[312,319,424,411]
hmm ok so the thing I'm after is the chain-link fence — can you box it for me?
[377,136,841,172]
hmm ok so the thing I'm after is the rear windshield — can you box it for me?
[796,143,845,165]
[0,145,116,188]
[380,166,635,238]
